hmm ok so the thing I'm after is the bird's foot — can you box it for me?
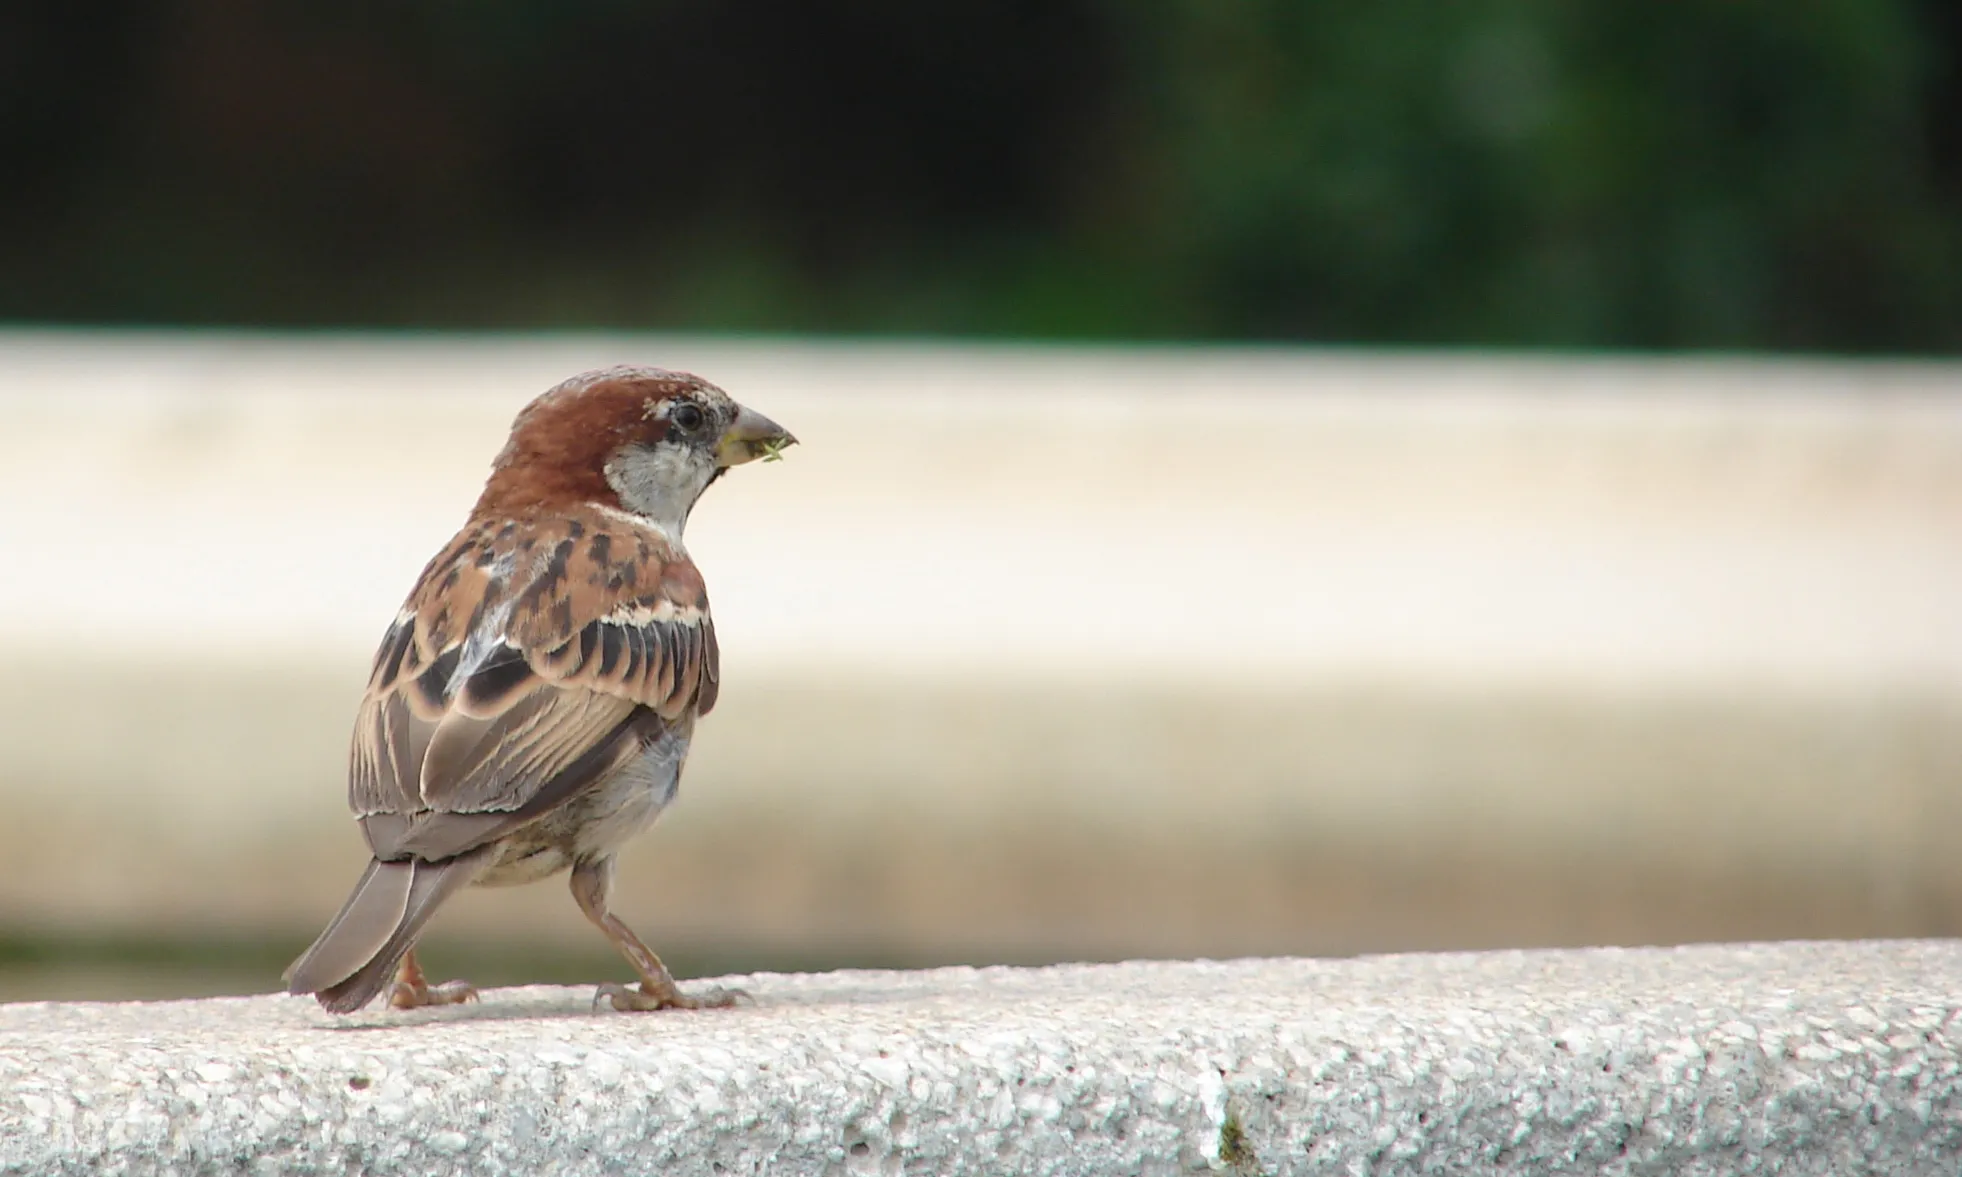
[592,978,750,1013]
[389,977,479,1010]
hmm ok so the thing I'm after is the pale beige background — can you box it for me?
[0,333,1957,994]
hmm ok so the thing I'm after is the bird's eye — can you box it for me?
[669,402,706,433]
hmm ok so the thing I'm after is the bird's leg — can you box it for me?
[387,947,478,1010]
[569,857,745,1012]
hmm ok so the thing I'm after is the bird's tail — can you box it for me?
[284,847,492,1014]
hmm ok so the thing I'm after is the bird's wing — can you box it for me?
[348,507,719,861]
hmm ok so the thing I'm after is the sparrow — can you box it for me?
[284,365,794,1014]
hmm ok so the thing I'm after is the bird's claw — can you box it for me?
[389,978,479,1010]
[591,980,750,1013]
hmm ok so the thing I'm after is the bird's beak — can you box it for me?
[716,404,797,467]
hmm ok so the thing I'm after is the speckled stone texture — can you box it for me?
[1,942,1958,1175]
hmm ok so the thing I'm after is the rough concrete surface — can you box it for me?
[1,941,1958,1176]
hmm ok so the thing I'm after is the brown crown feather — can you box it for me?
[472,369,717,516]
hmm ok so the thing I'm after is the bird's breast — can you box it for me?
[569,723,691,857]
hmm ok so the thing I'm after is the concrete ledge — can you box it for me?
[1,942,1958,1176]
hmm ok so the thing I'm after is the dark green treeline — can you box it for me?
[5,0,1958,351]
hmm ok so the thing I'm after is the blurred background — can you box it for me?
[0,1,1958,1000]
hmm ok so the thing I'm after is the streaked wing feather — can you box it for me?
[698,617,720,715]
[420,685,636,813]
[345,506,718,854]
[391,708,661,861]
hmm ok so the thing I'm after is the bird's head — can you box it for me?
[475,366,796,536]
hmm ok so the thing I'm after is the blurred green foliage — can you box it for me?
[2,0,1957,350]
